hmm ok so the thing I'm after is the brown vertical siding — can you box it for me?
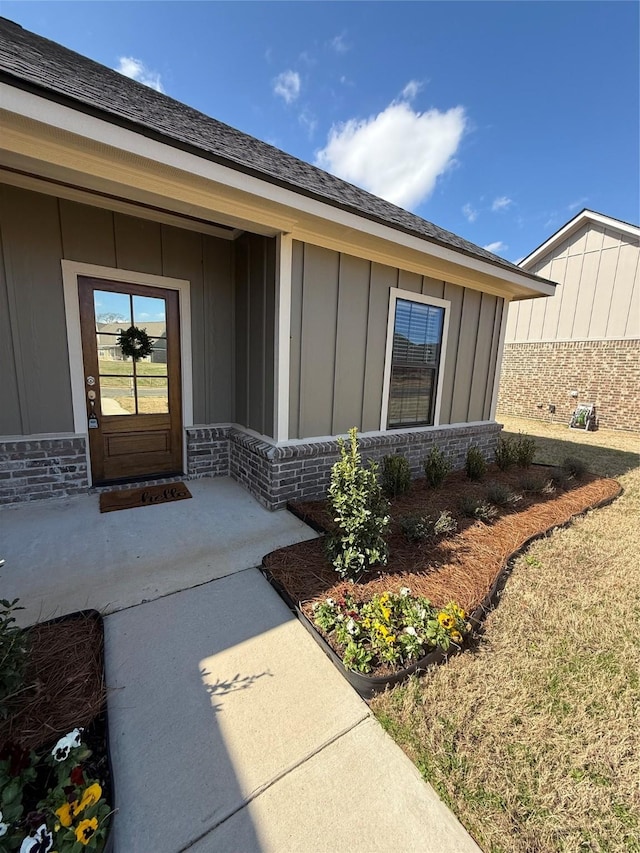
[289,241,503,439]
[0,185,71,435]
[0,184,236,435]
[234,233,276,438]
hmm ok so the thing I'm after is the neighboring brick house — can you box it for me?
[498,210,640,432]
[0,19,555,507]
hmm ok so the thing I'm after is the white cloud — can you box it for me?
[401,80,423,101]
[462,203,478,223]
[299,110,317,138]
[330,32,349,54]
[116,57,164,93]
[492,196,512,212]
[316,101,466,210]
[273,70,301,104]
[567,196,588,212]
[483,241,508,254]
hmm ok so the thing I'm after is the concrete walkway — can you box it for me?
[106,569,481,853]
[1,479,481,852]
[0,477,315,626]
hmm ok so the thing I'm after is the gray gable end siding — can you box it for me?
[0,16,550,289]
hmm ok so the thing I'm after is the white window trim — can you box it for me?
[61,260,193,485]
[380,287,451,431]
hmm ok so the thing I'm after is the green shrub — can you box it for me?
[494,436,516,471]
[399,510,458,543]
[513,432,537,468]
[326,427,390,580]
[550,467,572,490]
[562,455,587,479]
[486,481,522,508]
[519,474,554,495]
[0,595,28,720]
[459,495,498,522]
[433,509,458,537]
[381,453,411,498]
[423,446,451,488]
[465,446,486,481]
[399,513,432,542]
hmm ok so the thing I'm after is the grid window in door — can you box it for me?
[388,298,445,428]
[94,290,169,415]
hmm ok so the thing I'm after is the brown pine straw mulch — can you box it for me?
[0,613,106,751]
[264,465,621,622]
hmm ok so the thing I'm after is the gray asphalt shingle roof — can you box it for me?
[0,17,546,286]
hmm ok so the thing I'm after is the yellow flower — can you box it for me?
[380,604,391,621]
[451,631,463,643]
[75,817,98,846]
[456,606,466,619]
[386,635,396,644]
[438,613,454,630]
[55,802,77,828]
[77,783,102,814]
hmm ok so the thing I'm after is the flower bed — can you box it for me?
[263,461,621,695]
[0,611,112,852]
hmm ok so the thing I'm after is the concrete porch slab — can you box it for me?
[194,717,482,853]
[104,569,369,853]
[0,477,315,626]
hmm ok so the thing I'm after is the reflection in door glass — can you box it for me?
[99,376,135,415]
[94,291,131,331]
[137,377,168,414]
[133,295,166,326]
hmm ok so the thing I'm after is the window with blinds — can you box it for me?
[387,298,445,428]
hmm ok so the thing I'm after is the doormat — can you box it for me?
[99,482,192,513]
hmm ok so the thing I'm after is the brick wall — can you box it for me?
[0,422,503,508]
[228,422,502,510]
[0,437,89,504]
[497,339,640,432]
[186,427,230,478]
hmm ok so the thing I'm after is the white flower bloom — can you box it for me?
[325,598,335,607]
[404,626,417,635]
[346,618,357,635]
[400,587,411,597]
[51,727,83,761]
[20,824,53,853]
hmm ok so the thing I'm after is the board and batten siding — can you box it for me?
[234,233,276,438]
[506,222,640,343]
[289,241,504,440]
[0,183,235,436]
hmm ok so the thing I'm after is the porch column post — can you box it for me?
[490,296,511,421]
[274,233,292,442]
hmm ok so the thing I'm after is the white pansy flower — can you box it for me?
[51,727,83,762]
[400,587,411,597]
[346,618,357,635]
[404,626,417,635]
[326,598,335,607]
[19,824,53,853]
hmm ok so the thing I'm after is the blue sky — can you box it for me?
[4,1,639,262]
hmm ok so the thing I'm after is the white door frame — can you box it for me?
[61,259,193,485]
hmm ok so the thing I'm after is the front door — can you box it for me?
[78,276,183,484]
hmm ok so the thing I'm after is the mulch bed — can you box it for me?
[0,614,106,751]
[264,465,621,623]
[0,612,112,848]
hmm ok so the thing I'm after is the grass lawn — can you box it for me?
[372,416,640,853]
